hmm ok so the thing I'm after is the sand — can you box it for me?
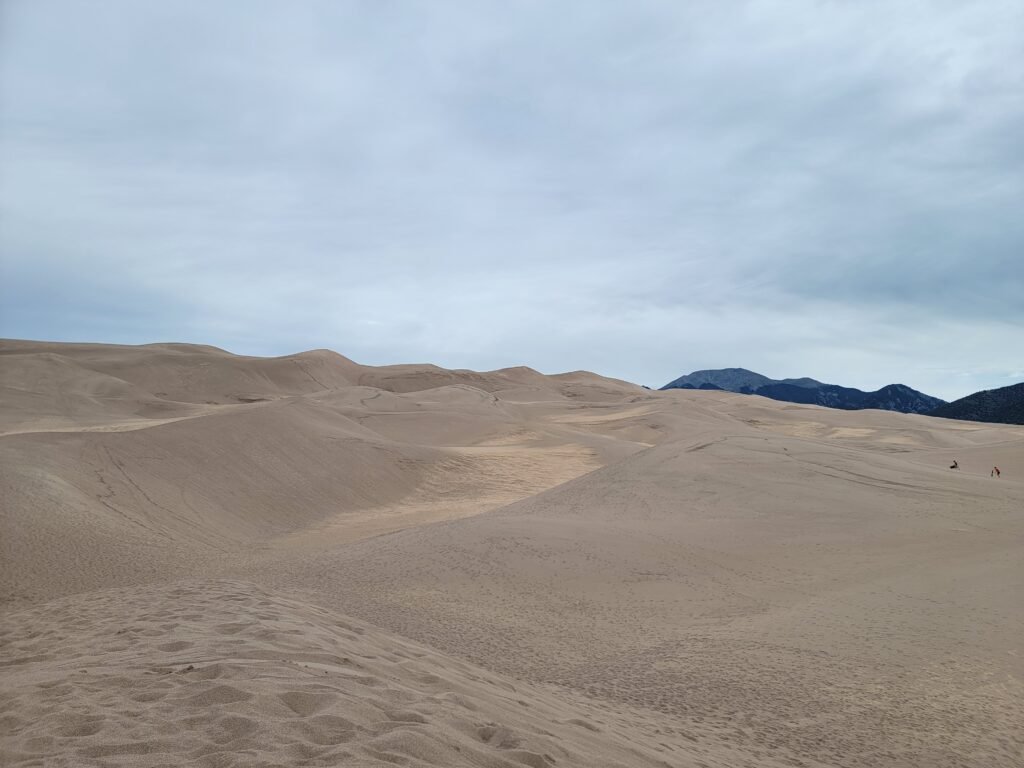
[1,339,1022,767]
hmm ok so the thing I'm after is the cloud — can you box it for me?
[1,0,1021,400]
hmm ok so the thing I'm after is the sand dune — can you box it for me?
[268,423,1022,767]
[2,340,1022,767]
[6,579,785,768]
[0,340,362,409]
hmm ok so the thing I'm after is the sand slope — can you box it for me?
[1,340,1022,767]
[0,341,648,605]
[270,421,1022,767]
[7,579,788,768]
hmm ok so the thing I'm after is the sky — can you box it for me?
[1,1,1021,401]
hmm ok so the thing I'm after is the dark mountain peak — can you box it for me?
[662,368,775,393]
[661,368,945,414]
[928,382,1024,425]
[877,383,921,394]
[862,384,944,414]
[777,376,824,389]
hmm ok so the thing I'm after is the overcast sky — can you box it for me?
[1,1,1021,400]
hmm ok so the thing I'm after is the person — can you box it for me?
[950,460,959,470]
[993,466,1001,478]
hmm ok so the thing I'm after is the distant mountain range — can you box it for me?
[928,382,1024,425]
[660,368,945,414]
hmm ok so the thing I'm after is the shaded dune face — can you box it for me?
[1,340,1022,768]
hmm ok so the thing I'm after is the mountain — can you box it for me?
[661,368,945,414]
[928,382,1024,425]
[662,367,823,393]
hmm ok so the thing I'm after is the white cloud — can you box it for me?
[1,1,1021,400]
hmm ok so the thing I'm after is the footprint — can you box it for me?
[131,690,168,703]
[209,714,258,744]
[157,640,192,652]
[185,663,231,681]
[504,750,555,768]
[78,741,174,758]
[185,685,252,706]
[565,718,601,732]
[55,717,104,738]
[214,623,250,636]
[278,691,338,717]
[351,675,384,687]
[293,715,357,746]
[387,710,428,725]
[477,723,521,748]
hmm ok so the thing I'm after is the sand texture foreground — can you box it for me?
[4,580,723,768]
[1,340,1023,767]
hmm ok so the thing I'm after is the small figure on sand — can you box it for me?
[950,459,959,470]
[991,466,1001,478]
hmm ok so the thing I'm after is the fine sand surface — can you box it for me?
[1,340,1022,767]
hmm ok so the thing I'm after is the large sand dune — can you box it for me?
[1,340,1022,767]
